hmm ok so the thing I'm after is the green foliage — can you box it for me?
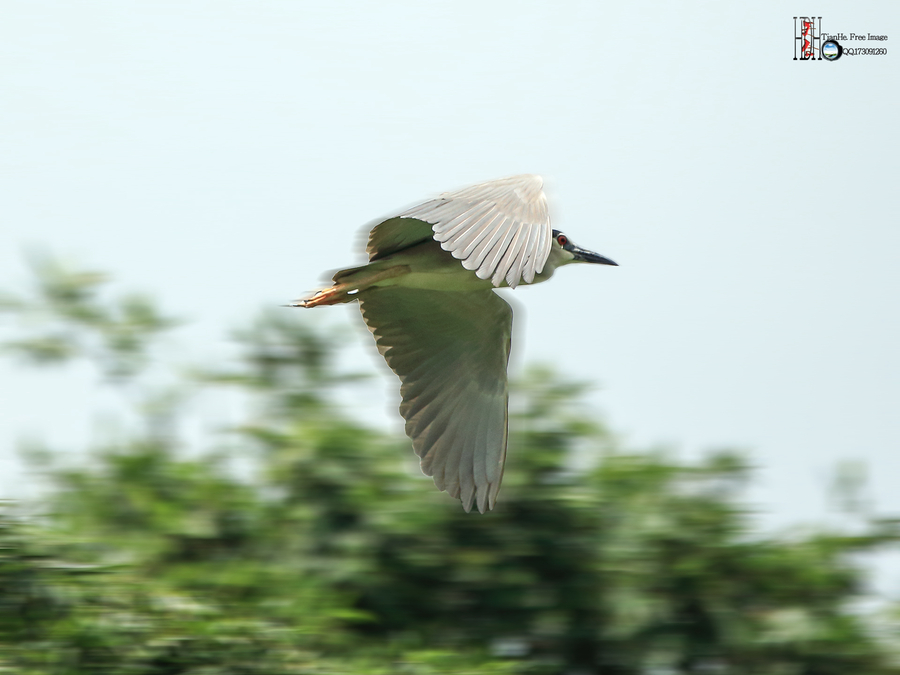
[1,259,898,674]
[0,254,177,379]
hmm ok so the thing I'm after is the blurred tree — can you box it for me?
[0,254,176,379]
[1,258,898,674]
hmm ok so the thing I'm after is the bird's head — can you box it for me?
[548,229,618,270]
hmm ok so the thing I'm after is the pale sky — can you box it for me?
[2,2,899,586]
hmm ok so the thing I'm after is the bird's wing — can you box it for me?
[366,175,552,289]
[365,217,435,263]
[358,287,512,513]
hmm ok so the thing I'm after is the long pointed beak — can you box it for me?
[572,246,618,266]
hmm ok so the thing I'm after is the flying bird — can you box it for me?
[291,175,617,513]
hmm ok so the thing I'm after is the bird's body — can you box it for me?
[337,239,497,293]
[292,175,616,513]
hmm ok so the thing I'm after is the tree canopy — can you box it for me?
[1,258,898,674]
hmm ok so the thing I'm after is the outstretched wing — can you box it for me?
[358,287,512,513]
[366,175,552,289]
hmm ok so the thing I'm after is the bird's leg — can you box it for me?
[290,264,410,308]
[290,284,353,308]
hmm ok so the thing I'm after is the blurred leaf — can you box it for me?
[0,252,178,380]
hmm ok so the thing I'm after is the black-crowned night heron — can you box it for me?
[291,175,616,513]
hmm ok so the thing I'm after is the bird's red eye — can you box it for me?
[556,234,568,246]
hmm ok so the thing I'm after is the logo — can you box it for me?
[822,40,843,61]
[793,17,889,61]
[794,16,822,60]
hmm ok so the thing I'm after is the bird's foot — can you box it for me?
[288,285,353,308]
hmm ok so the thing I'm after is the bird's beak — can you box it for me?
[572,246,618,266]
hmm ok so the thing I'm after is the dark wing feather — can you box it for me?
[366,217,435,262]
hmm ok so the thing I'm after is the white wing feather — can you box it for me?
[399,174,552,289]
